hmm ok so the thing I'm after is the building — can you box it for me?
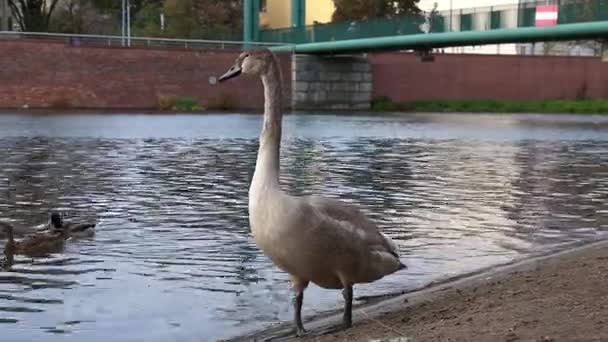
[0,0,13,31]
[259,0,335,29]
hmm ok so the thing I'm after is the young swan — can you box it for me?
[218,49,406,336]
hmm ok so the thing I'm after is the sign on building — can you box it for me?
[535,5,558,26]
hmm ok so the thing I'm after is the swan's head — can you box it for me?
[218,49,273,82]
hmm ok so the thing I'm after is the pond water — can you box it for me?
[0,112,607,342]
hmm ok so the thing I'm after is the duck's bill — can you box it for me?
[218,65,242,82]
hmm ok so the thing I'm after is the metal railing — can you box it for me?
[258,0,608,44]
[0,31,292,51]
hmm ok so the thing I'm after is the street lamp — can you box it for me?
[121,0,131,47]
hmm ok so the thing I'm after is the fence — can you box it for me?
[0,31,287,51]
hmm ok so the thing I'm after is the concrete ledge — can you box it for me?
[292,54,373,111]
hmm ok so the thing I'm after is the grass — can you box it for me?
[157,95,202,112]
[371,96,608,114]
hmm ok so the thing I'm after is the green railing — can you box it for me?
[258,0,608,44]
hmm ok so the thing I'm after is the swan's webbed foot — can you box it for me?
[295,326,307,337]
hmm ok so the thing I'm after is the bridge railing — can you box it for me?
[258,0,608,44]
[0,31,286,50]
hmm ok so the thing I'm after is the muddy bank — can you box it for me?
[229,241,608,341]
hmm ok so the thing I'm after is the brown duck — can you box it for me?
[1,212,69,258]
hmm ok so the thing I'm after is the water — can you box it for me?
[0,112,607,342]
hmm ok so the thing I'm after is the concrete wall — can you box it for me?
[0,38,292,110]
[292,54,372,110]
[370,52,608,102]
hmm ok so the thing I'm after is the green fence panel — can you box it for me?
[491,10,502,29]
[460,13,473,31]
[518,6,536,27]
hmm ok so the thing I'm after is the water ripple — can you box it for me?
[0,114,606,341]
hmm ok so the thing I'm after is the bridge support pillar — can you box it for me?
[292,54,373,111]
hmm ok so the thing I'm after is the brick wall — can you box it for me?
[2,38,608,111]
[370,52,608,102]
[0,38,292,110]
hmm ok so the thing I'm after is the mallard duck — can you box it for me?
[0,217,69,258]
[43,212,97,239]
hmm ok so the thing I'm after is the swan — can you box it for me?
[218,48,406,335]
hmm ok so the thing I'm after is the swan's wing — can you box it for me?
[306,197,401,259]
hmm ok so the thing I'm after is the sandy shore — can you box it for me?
[230,241,608,342]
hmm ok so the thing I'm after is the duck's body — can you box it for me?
[65,223,96,238]
[219,49,405,335]
[1,213,68,258]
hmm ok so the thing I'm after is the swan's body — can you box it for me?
[219,49,405,334]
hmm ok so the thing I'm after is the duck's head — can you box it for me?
[50,212,64,229]
[218,48,274,82]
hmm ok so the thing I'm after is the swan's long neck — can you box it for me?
[251,60,283,194]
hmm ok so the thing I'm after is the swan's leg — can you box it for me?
[292,278,309,336]
[342,284,353,328]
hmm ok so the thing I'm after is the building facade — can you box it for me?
[259,0,335,29]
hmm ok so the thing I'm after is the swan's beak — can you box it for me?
[218,64,242,82]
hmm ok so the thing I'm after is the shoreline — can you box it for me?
[1,104,608,116]
[226,239,608,341]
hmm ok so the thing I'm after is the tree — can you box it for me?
[132,0,163,37]
[332,0,420,22]
[193,0,242,40]
[8,0,61,31]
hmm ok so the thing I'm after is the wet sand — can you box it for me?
[232,241,608,342]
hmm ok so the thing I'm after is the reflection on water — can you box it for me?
[0,113,607,341]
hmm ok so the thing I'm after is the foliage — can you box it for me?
[8,0,61,31]
[160,0,242,39]
[157,95,202,112]
[15,0,242,39]
[173,96,202,111]
[332,0,421,22]
[372,97,608,114]
[207,93,236,111]
[157,95,176,111]
[50,0,105,33]
[132,0,163,37]
[371,96,401,112]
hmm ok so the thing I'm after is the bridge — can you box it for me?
[240,0,608,109]
[245,0,608,54]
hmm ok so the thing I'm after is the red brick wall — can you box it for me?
[370,52,608,102]
[0,39,292,110]
[2,39,608,111]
